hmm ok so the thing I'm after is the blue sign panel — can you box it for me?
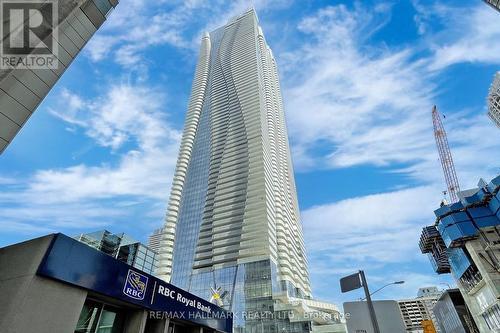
[124,269,148,300]
[37,234,232,333]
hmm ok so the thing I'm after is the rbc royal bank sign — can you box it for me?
[37,234,232,333]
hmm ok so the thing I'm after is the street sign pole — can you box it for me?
[359,270,381,333]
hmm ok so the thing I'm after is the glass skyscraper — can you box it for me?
[157,9,314,333]
[75,230,159,275]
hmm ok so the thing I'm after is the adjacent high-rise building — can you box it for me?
[487,71,500,129]
[483,0,500,12]
[156,9,343,333]
[419,174,500,332]
[0,0,119,154]
[147,227,163,253]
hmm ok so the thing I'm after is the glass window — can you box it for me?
[96,306,124,333]
[74,300,125,333]
[93,0,112,16]
[75,300,101,333]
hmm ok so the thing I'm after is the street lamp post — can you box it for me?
[359,270,381,333]
[340,271,405,333]
[359,280,405,301]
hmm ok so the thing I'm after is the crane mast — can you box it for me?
[432,105,461,203]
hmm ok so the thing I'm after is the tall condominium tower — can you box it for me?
[0,0,119,154]
[487,71,500,129]
[148,227,163,253]
[483,0,500,12]
[157,9,315,333]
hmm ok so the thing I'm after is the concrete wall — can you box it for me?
[458,238,499,332]
[433,291,467,333]
[125,309,148,333]
[0,234,88,333]
[343,300,406,333]
[0,0,118,153]
[0,234,222,333]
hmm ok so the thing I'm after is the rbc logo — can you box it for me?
[123,269,148,300]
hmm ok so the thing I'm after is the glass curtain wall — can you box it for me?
[74,299,125,333]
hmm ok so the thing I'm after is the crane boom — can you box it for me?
[432,105,461,203]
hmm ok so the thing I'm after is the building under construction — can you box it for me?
[419,174,500,332]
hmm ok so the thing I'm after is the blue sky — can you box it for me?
[1,0,500,307]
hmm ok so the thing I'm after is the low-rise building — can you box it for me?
[398,287,442,333]
[400,286,442,333]
[0,233,232,333]
[398,298,430,332]
[397,287,442,333]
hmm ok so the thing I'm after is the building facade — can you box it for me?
[420,174,500,332]
[75,230,158,275]
[343,300,407,333]
[487,71,500,129]
[432,289,478,333]
[156,9,341,333]
[0,0,119,154]
[148,227,163,253]
[0,234,232,333]
[484,0,500,12]
[398,287,442,333]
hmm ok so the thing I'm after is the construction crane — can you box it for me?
[432,105,461,203]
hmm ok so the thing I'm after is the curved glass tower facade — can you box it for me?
[157,9,312,332]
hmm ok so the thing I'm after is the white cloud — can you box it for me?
[277,3,500,189]
[303,186,458,302]
[77,1,500,197]
[424,4,500,70]
[303,186,441,265]
[84,0,293,67]
[369,271,454,300]
[1,0,498,304]
[0,83,180,232]
[280,4,436,172]
[281,2,500,305]
[84,1,196,65]
[49,85,178,151]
